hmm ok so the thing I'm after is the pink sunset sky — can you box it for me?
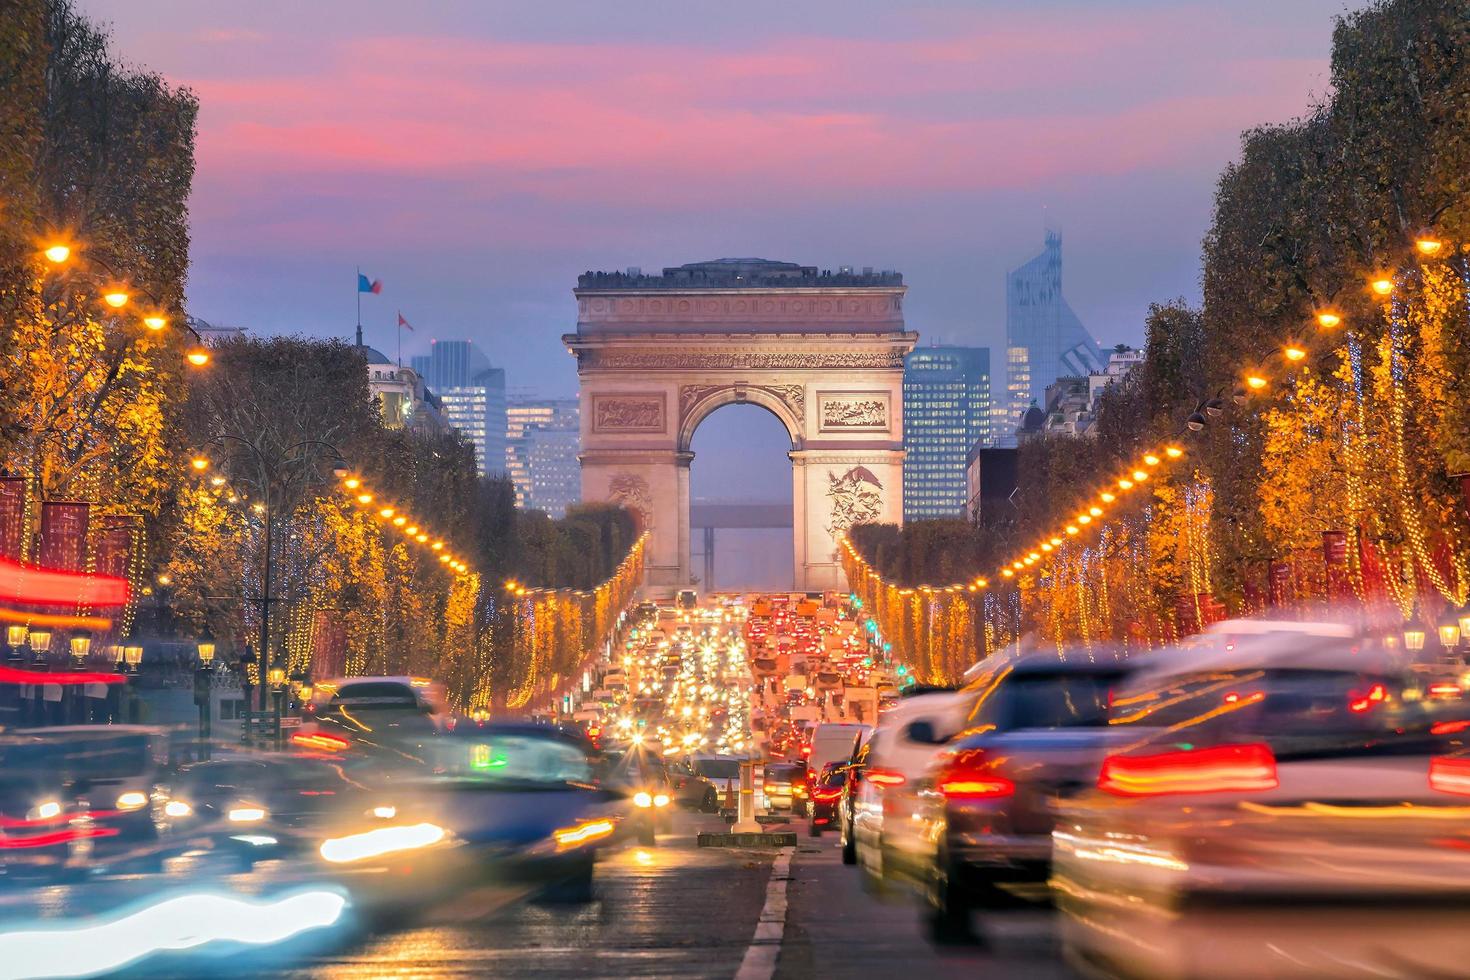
[80,0,1349,398]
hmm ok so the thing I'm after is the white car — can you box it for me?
[852,690,976,891]
[1053,619,1470,978]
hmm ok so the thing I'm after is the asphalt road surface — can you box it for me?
[278,810,1075,979]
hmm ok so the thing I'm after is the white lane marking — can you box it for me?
[735,847,793,980]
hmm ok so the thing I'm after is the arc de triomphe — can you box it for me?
[565,258,917,594]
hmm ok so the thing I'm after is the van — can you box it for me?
[806,722,871,775]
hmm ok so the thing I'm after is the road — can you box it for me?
[278,810,1073,979]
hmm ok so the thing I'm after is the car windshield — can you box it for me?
[765,764,803,782]
[1000,673,1121,729]
[426,734,594,786]
[694,759,741,779]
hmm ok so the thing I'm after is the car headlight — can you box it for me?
[164,800,193,818]
[319,823,446,864]
[653,793,670,808]
[228,806,268,823]
[27,800,62,822]
[116,791,149,811]
[633,791,653,808]
[370,805,397,820]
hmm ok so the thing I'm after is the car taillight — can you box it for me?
[812,787,843,802]
[1349,683,1388,713]
[291,731,350,752]
[936,750,1014,800]
[865,768,906,788]
[1430,756,1470,795]
[1098,743,1278,797]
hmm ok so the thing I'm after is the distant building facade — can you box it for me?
[903,345,991,521]
[998,232,1104,446]
[506,398,580,517]
[410,340,507,476]
[359,345,448,435]
[966,446,1018,523]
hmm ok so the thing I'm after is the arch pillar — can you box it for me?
[791,447,905,592]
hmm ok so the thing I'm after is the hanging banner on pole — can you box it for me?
[39,501,90,572]
[0,477,23,561]
[93,524,134,580]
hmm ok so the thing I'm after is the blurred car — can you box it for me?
[602,743,674,844]
[410,723,619,901]
[837,739,869,864]
[807,760,847,836]
[167,753,395,869]
[908,648,1131,941]
[1053,620,1470,978]
[0,726,170,881]
[852,690,972,892]
[667,759,719,812]
[690,754,743,813]
[763,761,807,815]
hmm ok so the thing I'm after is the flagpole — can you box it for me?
[355,266,362,348]
[396,314,401,369]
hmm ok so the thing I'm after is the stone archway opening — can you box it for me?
[688,402,795,593]
[565,258,917,595]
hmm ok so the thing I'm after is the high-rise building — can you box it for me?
[902,345,991,521]
[506,398,580,516]
[410,340,507,475]
[999,231,1103,446]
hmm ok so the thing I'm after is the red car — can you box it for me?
[807,760,847,837]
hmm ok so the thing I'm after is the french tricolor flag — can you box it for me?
[357,273,382,294]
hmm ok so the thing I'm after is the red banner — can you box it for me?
[93,524,133,580]
[1322,529,1350,601]
[38,501,89,572]
[1268,561,1293,606]
[0,477,23,561]
[310,609,347,679]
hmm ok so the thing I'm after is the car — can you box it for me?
[407,723,620,902]
[0,726,171,880]
[690,754,744,813]
[667,759,719,812]
[908,647,1132,941]
[1052,619,1470,978]
[807,760,848,836]
[167,752,398,869]
[837,738,869,864]
[601,743,675,844]
[805,721,870,782]
[852,690,972,894]
[762,761,808,815]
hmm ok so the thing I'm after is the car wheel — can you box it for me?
[924,850,979,946]
[702,789,718,813]
[840,825,857,865]
[808,821,822,838]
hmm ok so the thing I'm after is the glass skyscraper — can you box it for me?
[998,232,1103,446]
[506,398,580,517]
[903,346,991,522]
[410,340,507,476]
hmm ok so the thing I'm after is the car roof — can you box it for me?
[1128,630,1410,682]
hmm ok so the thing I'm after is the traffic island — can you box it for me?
[697,830,798,848]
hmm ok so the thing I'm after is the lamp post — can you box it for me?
[195,631,215,759]
[268,665,286,749]
[5,625,25,663]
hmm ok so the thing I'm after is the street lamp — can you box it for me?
[1404,629,1427,652]
[28,630,52,661]
[194,631,216,759]
[69,636,90,660]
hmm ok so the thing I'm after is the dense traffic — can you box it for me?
[6,594,1470,978]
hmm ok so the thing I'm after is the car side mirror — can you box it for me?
[906,720,942,745]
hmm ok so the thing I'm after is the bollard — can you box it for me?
[732,759,761,833]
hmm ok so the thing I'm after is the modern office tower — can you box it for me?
[998,231,1103,445]
[506,398,580,515]
[410,340,507,475]
[903,345,992,521]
